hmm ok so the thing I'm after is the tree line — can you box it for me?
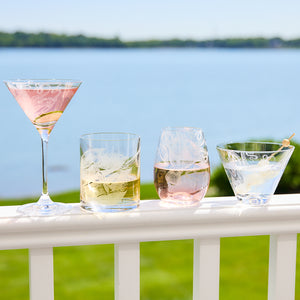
[1,31,300,48]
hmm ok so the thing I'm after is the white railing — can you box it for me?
[0,194,300,300]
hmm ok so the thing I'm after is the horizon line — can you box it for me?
[1,30,300,42]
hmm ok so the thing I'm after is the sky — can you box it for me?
[1,0,300,40]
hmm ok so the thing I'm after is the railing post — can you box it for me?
[268,234,298,300]
[193,238,220,300]
[115,242,140,300]
[29,247,54,300]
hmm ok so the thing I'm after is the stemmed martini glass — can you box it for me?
[4,79,82,216]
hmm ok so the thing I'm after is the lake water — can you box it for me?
[0,48,299,198]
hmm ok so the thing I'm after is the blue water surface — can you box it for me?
[0,48,299,197]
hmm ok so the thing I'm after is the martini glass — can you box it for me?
[4,79,82,216]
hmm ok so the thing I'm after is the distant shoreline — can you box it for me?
[1,31,300,48]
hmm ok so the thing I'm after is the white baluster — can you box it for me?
[115,242,140,300]
[29,248,54,300]
[268,234,297,300]
[193,238,220,300]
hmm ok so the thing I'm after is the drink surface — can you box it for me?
[154,162,210,205]
[224,161,283,204]
[8,87,78,133]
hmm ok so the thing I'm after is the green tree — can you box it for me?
[1,31,300,48]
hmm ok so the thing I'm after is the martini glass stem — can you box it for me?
[38,130,51,207]
[42,135,48,195]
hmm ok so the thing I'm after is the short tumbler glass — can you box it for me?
[154,127,210,207]
[217,142,294,205]
[80,133,140,212]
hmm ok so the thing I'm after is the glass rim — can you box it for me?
[216,141,294,153]
[80,132,140,142]
[160,126,204,132]
[3,79,82,84]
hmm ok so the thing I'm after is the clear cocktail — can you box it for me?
[217,142,294,205]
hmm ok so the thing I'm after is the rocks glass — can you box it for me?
[80,133,140,212]
[154,127,210,206]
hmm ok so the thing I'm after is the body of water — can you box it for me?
[0,48,299,198]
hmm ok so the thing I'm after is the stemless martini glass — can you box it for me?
[4,79,82,216]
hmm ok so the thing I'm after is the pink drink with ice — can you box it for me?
[154,162,210,206]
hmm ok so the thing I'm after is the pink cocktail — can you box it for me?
[154,127,210,207]
[4,80,82,216]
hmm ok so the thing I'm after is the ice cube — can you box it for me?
[165,171,181,185]
[81,149,136,182]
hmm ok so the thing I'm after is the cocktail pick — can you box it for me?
[282,133,295,147]
[268,133,295,160]
[258,133,295,166]
[238,135,295,195]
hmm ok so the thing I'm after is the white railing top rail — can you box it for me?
[1,194,300,250]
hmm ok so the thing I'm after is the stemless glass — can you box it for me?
[80,132,140,212]
[217,141,294,205]
[154,127,210,206]
[4,79,82,216]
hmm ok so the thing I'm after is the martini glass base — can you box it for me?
[17,198,72,217]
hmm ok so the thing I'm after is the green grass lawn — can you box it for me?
[0,184,299,300]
